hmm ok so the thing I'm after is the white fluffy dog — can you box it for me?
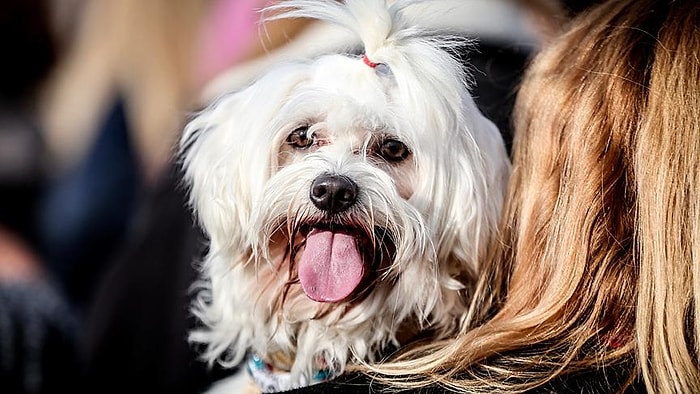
[180,0,510,392]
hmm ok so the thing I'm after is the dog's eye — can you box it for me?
[379,139,410,162]
[286,125,314,149]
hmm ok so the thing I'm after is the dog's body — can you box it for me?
[180,0,510,391]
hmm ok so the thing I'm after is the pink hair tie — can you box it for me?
[362,53,378,68]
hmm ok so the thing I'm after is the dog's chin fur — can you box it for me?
[180,0,510,391]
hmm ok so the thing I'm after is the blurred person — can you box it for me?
[345,0,697,392]
[39,0,314,183]
[34,0,210,310]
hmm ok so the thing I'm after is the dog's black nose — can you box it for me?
[310,174,358,213]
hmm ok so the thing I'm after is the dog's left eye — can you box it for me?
[379,139,410,162]
[286,125,314,149]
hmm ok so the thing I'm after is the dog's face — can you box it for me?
[182,44,509,386]
[255,55,424,306]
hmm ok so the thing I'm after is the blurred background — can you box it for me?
[1,1,315,392]
[0,0,596,393]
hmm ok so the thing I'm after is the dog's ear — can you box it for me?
[179,64,309,251]
[446,102,510,275]
[417,104,510,327]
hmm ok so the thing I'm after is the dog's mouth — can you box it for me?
[296,224,392,303]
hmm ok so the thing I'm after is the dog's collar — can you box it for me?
[246,354,335,392]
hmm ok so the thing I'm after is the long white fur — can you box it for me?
[180,0,510,391]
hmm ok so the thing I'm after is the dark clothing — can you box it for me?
[79,166,228,394]
[36,98,141,311]
[0,282,80,394]
[282,368,645,393]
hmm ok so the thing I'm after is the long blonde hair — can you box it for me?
[376,0,700,392]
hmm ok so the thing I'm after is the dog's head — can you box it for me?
[181,0,510,385]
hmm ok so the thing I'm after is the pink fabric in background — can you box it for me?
[196,0,269,86]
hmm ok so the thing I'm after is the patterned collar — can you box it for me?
[246,354,335,392]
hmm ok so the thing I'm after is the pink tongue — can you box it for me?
[298,229,364,302]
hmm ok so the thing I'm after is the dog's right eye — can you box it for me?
[379,139,410,162]
[286,125,314,149]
